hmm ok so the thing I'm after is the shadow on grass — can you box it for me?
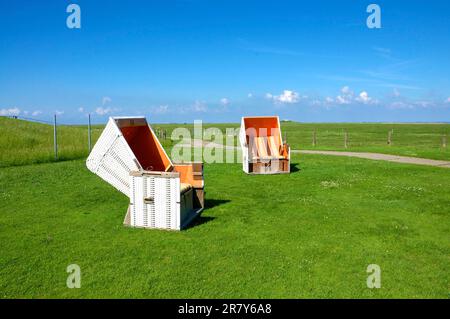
[186,216,216,229]
[205,198,230,209]
[290,162,301,172]
[185,199,230,230]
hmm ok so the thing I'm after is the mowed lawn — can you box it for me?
[0,154,448,298]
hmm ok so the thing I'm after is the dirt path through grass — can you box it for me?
[292,150,450,168]
[184,140,450,168]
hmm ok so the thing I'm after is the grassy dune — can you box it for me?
[0,118,102,167]
[0,118,169,167]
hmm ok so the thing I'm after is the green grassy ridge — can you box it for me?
[1,118,449,168]
[0,154,448,298]
[0,118,172,168]
[0,118,100,167]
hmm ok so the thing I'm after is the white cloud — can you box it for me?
[336,95,351,105]
[355,91,372,104]
[373,46,393,59]
[276,90,300,103]
[325,97,334,103]
[0,107,21,116]
[393,88,401,97]
[388,101,412,109]
[333,86,377,105]
[247,93,253,98]
[78,107,84,113]
[193,100,207,112]
[414,101,433,108]
[266,90,300,104]
[445,97,450,103]
[388,99,435,110]
[341,86,351,94]
[220,98,229,106]
[152,105,169,114]
[32,110,42,116]
[311,100,322,106]
[373,46,391,55]
[95,107,113,115]
[335,86,354,105]
[55,110,64,116]
[102,96,112,106]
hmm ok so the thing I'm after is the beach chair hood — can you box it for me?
[86,116,173,197]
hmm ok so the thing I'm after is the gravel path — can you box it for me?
[292,150,450,168]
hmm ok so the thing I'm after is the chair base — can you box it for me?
[123,205,204,231]
[247,158,290,174]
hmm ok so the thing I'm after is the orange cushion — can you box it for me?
[268,136,284,159]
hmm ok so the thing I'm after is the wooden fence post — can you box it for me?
[53,114,58,160]
[312,130,317,147]
[88,113,92,152]
[387,130,392,146]
[344,131,348,149]
[442,135,447,148]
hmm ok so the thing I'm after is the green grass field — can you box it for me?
[1,118,449,168]
[157,121,450,160]
[0,117,449,298]
[0,155,449,298]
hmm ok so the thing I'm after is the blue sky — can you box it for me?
[0,0,449,123]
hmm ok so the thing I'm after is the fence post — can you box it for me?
[442,135,447,148]
[387,130,392,146]
[312,130,317,147]
[88,113,92,152]
[53,114,58,160]
[344,131,348,149]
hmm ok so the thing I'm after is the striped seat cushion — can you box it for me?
[180,183,192,194]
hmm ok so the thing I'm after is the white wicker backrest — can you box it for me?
[86,117,141,197]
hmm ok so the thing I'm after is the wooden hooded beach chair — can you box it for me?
[239,116,290,174]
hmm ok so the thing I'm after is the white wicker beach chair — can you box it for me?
[86,117,204,230]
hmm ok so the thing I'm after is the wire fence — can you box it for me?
[0,114,169,166]
[1,114,94,163]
